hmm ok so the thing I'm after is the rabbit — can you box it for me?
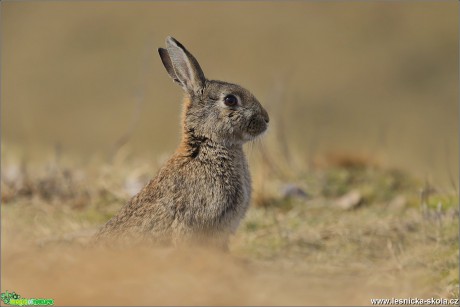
[94,36,269,249]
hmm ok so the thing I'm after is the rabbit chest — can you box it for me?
[172,144,251,232]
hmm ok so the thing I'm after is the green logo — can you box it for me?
[1,291,54,306]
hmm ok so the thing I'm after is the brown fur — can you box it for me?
[177,96,195,155]
[94,37,268,249]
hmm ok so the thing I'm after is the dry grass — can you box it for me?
[1,147,458,306]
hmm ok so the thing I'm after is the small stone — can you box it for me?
[280,184,310,200]
[336,190,362,210]
[124,177,145,197]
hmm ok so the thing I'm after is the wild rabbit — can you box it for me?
[95,36,269,249]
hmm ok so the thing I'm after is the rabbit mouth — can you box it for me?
[243,117,268,141]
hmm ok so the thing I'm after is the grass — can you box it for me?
[1,146,458,305]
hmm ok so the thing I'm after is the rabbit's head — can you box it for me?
[159,36,269,146]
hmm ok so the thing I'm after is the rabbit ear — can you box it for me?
[164,36,206,95]
[158,48,181,85]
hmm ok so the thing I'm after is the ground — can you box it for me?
[1,149,458,306]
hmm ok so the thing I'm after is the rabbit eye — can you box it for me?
[224,94,238,107]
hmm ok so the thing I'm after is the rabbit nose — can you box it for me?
[261,107,269,124]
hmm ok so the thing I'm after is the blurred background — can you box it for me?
[2,1,458,187]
